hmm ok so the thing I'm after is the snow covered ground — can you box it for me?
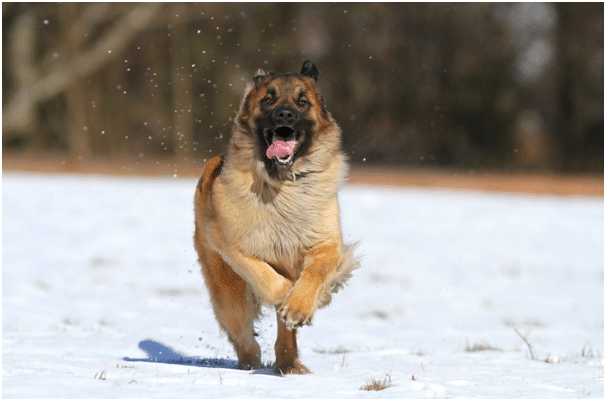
[2,172,603,398]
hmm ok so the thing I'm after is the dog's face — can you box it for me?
[236,61,335,179]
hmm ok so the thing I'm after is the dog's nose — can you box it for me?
[273,105,298,126]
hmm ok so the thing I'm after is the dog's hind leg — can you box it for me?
[274,309,311,375]
[194,156,263,369]
[201,251,262,370]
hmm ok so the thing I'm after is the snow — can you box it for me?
[2,172,603,398]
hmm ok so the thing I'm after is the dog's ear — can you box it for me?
[253,69,267,85]
[300,60,320,83]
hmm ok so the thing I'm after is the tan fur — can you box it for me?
[193,64,360,374]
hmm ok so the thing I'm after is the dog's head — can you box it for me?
[236,61,336,179]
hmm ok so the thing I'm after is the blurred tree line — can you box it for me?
[2,3,603,172]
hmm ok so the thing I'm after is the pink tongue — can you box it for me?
[266,140,295,159]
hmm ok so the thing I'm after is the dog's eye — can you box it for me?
[264,97,274,105]
[298,99,308,107]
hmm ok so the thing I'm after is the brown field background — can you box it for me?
[3,152,603,197]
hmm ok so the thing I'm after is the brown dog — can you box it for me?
[193,61,359,374]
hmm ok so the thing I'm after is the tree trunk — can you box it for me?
[170,4,194,159]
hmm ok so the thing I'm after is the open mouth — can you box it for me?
[264,127,304,166]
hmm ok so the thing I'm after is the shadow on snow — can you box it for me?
[123,339,281,376]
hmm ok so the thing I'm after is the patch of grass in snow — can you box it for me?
[503,318,545,328]
[544,346,604,364]
[465,340,502,353]
[513,329,603,364]
[312,346,350,354]
[411,349,428,356]
[94,370,107,380]
[360,373,392,391]
[580,346,603,359]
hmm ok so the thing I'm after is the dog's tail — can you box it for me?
[317,241,362,309]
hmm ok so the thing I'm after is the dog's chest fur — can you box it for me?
[216,162,341,276]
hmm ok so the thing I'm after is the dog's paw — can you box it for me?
[277,292,315,330]
[275,361,311,375]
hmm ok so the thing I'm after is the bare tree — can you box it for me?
[3,3,161,155]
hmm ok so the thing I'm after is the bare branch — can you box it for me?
[514,328,535,360]
[3,3,162,134]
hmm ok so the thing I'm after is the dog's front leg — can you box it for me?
[220,247,294,306]
[207,220,293,305]
[278,240,341,329]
